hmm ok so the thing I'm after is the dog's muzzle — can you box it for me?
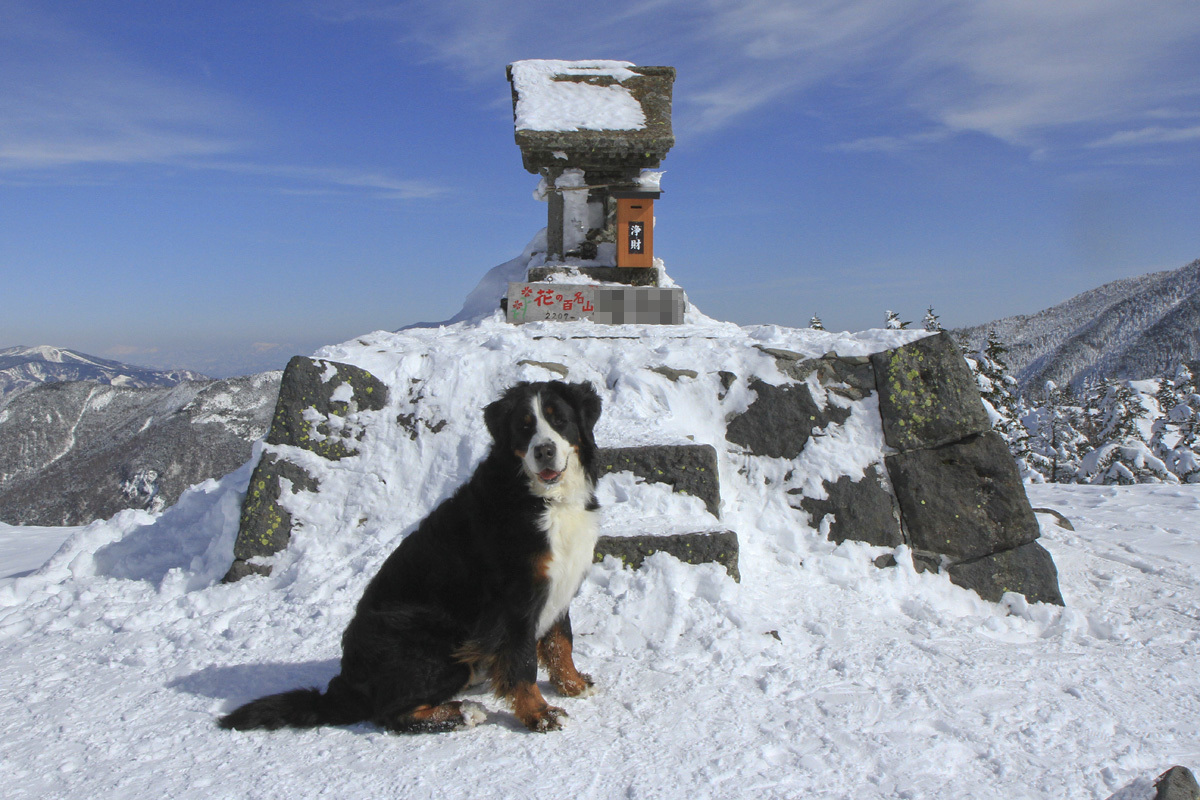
[532,441,563,484]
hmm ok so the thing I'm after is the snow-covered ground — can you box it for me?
[1,312,1197,799]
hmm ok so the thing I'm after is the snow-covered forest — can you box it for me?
[954,323,1199,486]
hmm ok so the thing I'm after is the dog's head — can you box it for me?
[484,381,602,494]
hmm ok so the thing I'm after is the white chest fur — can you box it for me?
[536,498,598,638]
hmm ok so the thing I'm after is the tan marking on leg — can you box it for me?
[410,702,463,724]
[386,701,479,734]
[509,682,566,733]
[538,625,595,697]
[532,550,553,583]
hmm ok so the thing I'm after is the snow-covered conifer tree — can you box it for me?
[809,314,824,331]
[1026,381,1086,483]
[885,310,910,330]
[1151,364,1200,483]
[922,305,942,332]
[967,331,1033,477]
[1078,379,1174,484]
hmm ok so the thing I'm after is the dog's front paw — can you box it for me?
[520,704,568,733]
[553,671,596,698]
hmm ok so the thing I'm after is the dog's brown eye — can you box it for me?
[523,414,533,427]
[545,405,555,417]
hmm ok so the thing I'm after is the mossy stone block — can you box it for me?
[871,332,990,452]
[266,356,388,460]
[225,356,387,582]
[885,431,1041,562]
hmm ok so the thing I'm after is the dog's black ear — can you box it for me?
[564,381,602,434]
[484,384,527,443]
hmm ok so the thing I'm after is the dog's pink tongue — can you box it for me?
[539,469,561,482]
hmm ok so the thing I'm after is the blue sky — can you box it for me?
[3,0,1199,377]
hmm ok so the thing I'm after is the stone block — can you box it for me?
[946,541,1064,605]
[871,331,991,451]
[885,431,1041,562]
[595,531,739,581]
[756,348,876,400]
[725,379,851,460]
[226,357,388,581]
[230,454,319,567]
[794,464,902,548]
[1155,766,1200,800]
[506,283,685,324]
[527,266,659,286]
[266,356,388,460]
[597,444,720,517]
[649,366,697,382]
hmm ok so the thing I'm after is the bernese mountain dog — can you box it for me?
[219,380,602,734]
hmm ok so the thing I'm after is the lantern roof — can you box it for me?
[506,60,675,174]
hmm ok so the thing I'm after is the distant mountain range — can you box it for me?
[956,258,1200,392]
[0,344,282,526]
[0,370,281,526]
[0,345,208,402]
[4,253,1199,526]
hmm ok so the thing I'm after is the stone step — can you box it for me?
[594,443,737,579]
[595,530,739,582]
[596,444,720,517]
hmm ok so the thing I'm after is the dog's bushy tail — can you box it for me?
[218,675,370,731]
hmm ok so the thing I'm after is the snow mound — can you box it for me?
[2,315,1199,799]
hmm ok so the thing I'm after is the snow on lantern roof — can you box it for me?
[506,59,676,175]
[509,60,646,132]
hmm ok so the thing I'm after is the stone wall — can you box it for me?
[727,332,1062,604]
[226,333,1063,606]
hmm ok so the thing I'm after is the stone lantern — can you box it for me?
[506,60,675,276]
[504,60,685,325]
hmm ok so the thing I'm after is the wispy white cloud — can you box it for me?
[1144,108,1200,122]
[901,1,1200,147]
[311,0,545,74]
[1087,125,1200,149]
[323,0,1200,155]
[685,0,1200,149]
[829,130,950,154]
[0,3,244,170]
[0,1,445,199]
[201,161,447,200]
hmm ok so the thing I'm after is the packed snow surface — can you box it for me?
[510,59,646,132]
[1,313,1198,800]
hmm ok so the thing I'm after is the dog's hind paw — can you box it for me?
[459,700,487,728]
[384,700,487,734]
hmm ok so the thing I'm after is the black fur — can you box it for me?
[219,380,602,734]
